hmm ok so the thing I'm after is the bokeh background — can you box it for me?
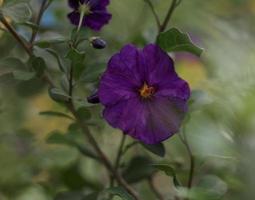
[0,0,255,199]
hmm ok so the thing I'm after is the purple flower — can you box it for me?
[98,44,190,144]
[67,0,112,31]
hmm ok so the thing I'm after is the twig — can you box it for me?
[29,0,49,46]
[179,132,195,189]
[110,134,127,198]
[144,0,161,31]
[0,16,32,56]
[159,0,179,33]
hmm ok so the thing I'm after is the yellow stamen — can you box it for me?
[139,83,155,98]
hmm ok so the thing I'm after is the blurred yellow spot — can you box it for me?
[23,91,71,142]
[0,0,3,6]
[176,60,207,89]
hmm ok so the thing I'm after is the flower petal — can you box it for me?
[103,96,187,144]
[98,45,142,106]
[143,44,190,100]
[67,11,80,26]
[83,10,111,31]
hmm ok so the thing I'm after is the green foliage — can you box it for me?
[0,0,32,23]
[105,187,135,200]
[157,28,203,56]
[39,111,74,120]
[122,156,155,183]
[140,142,166,157]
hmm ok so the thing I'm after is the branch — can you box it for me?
[0,16,32,56]
[29,0,49,45]
[159,0,179,33]
[179,131,195,189]
[144,0,161,31]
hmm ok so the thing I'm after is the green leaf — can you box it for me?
[12,70,35,80]
[47,131,72,145]
[39,111,74,120]
[157,28,203,57]
[48,87,70,103]
[152,164,181,187]
[47,131,98,160]
[34,37,67,48]
[0,57,27,76]
[66,48,86,80]
[45,48,67,73]
[17,21,39,30]
[76,107,91,121]
[140,142,166,157]
[106,187,135,200]
[122,156,155,183]
[1,2,32,23]
[29,56,46,77]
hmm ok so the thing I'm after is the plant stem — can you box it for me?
[0,16,32,56]
[29,0,49,45]
[114,134,127,172]
[1,10,140,200]
[110,134,127,198]
[159,0,180,33]
[144,0,161,31]
[179,131,195,189]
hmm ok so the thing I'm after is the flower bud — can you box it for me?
[90,37,106,49]
[87,91,100,104]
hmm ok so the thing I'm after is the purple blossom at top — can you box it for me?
[67,0,112,31]
[98,44,191,144]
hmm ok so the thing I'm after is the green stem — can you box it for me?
[29,0,50,46]
[144,0,161,31]
[159,0,180,33]
[0,16,32,56]
[179,131,195,189]
[77,11,85,33]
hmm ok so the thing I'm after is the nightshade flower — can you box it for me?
[67,0,112,31]
[98,44,191,144]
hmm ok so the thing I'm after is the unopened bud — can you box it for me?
[90,37,106,49]
[87,91,100,104]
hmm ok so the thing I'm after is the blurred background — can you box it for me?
[0,0,255,199]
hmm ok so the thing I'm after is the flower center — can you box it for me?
[139,83,155,98]
[79,3,92,15]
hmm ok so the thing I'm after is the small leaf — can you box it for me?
[47,131,71,145]
[157,28,203,57]
[76,107,91,121]
[39,111,74,120]
[152,164,181,187]
[2,2,32,23]
[34,37,67,48]
[30,56,46,77]
[140,142,166,157]
[122,156,155,183]
[48,87,70,103]
[106,187,135,200]
[66,48,86,80]
[45,48,67,73]
[17,21,39,30]
[12,70,35,80]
